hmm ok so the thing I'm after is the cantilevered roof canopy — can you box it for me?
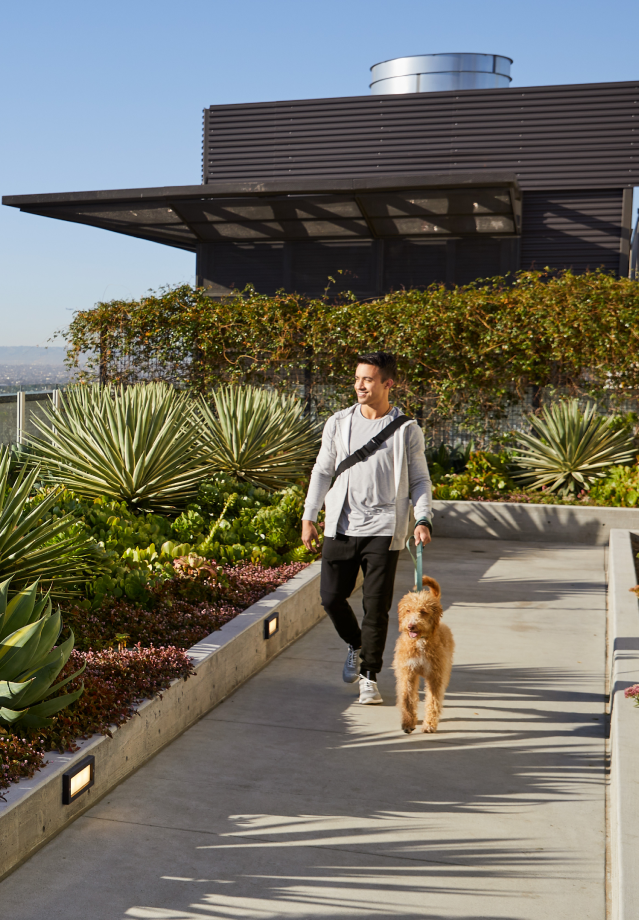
[3,173,521,252]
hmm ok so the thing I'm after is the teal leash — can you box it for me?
[405,537,423,591]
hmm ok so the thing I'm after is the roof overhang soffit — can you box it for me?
[3,173,522,247]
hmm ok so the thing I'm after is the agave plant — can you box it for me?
[0,578,85,728]
[0,448,100,594]
[199,386,321,490]
[512,399,637,495]
[28,383,209,510]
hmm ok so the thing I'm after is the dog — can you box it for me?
[393,575,454,734]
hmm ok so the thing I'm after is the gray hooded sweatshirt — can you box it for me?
[303,404,433,551]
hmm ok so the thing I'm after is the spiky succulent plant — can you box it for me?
[27,383,209,511]
[0,578,84,728]
[0,448,100,594]
[199,386,321,490]
[512,399,637,496]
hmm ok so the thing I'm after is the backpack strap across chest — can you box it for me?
[333,414,410,479]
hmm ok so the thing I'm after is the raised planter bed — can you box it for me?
[0,559,352,881]
[607,529,639,920]
[434,499,639,544]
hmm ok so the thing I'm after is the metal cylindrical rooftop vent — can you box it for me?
[370,53,512,95]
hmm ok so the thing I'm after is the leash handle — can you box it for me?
[405,537,424,591]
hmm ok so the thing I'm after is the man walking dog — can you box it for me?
[301,352,433,704]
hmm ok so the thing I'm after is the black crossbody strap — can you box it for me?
[333,415,410,479]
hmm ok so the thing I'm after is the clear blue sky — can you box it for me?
[1,0,638,347]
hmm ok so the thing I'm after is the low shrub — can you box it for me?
[426,442,473,479]
[429,450,639,507]
[624,684,639,707]
[588,465,639,507]
[66,561,309,651]
[432,451,516,501]
[0,735,46,795]
[0,645,194,792]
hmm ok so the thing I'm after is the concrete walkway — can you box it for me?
[1,538,608,920]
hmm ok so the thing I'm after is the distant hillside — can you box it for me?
[0,346,90,391]
[0,346,68,365]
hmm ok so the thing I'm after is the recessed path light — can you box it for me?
[62,755,95,805]
[263,612,279,639]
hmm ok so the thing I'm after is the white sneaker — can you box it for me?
[358,676,383,705]
[342,645,361,683]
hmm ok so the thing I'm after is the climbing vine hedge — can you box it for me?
[62,270,639,427]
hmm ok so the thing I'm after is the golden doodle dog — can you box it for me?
[393,575,454,734]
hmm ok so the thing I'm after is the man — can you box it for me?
[302,351,433,705]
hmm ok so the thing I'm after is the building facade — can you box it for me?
[4,78,638,294]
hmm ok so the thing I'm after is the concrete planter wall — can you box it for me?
[0,560,346,881]
[434,499,639,544]
[607,529,639,920]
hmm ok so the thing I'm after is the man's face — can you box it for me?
[354,363,393,405]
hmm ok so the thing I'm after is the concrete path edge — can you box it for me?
[435,500,639,544]
[0,558,345,881]
[608,528,639,920]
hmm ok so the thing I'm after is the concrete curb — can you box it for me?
[608,529,639,920]
[434,500,639,544]
[0,560,338,880]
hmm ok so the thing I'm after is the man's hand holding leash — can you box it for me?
[413,524,431,547]
[302,519,321,552]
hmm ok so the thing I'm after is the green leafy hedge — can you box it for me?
[62,270,639,428]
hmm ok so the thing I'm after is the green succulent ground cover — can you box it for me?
[39,474,317,609]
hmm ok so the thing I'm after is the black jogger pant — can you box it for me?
[320,534,400,674]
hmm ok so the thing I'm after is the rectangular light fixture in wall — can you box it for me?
[263,612,279,639]
[62,755,95,805]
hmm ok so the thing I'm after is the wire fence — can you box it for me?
[2,383,638,453]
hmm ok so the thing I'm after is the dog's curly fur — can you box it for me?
[393,575,454,734]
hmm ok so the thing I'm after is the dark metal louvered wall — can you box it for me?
[196,236,523,296]
[200,80,637,284]
[520,189,626,272]
[196,194,630,293]
[203,81,639,190]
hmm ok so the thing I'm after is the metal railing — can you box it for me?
[0,390,60,448]
[1,384,636,454]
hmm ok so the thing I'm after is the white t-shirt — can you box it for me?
[336,406,401,537]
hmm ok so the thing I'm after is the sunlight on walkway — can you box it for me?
[0,539,607,920]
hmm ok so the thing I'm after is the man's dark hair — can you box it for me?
[356,351,397,381]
